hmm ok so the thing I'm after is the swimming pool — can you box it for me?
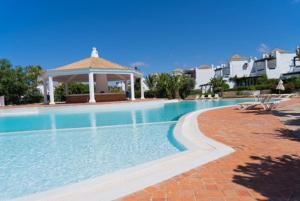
[0,99,251,200]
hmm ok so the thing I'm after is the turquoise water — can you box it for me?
[0,99,251,200]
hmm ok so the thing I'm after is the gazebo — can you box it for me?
[43,48,144,104]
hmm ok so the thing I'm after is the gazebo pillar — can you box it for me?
[43,79,48,104]
[48,76,55,105]
[130,73,135,100]
[88,72,96,103]
[140,77,145,99]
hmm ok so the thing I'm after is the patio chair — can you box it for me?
[239,95,272,110]
[262,100,279,111]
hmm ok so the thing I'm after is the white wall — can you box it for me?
[195,67,215,89]
[266,52,295,79]
[229,59,254,78]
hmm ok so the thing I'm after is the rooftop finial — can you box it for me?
[91,47,99,58]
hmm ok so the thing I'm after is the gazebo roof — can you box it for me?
[55,48,129,71]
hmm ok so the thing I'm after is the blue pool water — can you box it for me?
[0,99,251,200]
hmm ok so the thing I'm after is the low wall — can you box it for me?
[222,90,260,98]
[66,93,127,103]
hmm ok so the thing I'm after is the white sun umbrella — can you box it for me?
[276,79,285,94]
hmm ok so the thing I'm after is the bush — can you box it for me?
[189,89,202,95]
[236,86,256,91]
[55,83,89,102]
[0,59,44,105]
[284,82,295,93]
[145,89,156,98]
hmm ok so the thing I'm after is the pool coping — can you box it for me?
[12,102,236,201]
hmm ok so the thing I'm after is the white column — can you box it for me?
[140,77,145,99]
[130,73,135,100]
[48,76,55,105]
[89,72,96,103]
[43,79,48,104]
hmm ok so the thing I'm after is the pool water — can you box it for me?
[0,99,251,200]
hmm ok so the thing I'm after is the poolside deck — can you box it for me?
[120,98,300,201]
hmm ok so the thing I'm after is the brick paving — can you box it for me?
[120,98,300,201]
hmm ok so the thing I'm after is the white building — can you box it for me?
[195,64,215,92]
[282,47,300,79]
[227,54,254,78]
[251,49,296,79]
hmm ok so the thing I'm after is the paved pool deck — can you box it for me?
[120,98,300,201]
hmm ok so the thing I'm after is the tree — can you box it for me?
[209,77,229,94]
[145,74,157,90]
[179,76,195,99]
[154,74,195,99]
[0,59,27,104]
[156,73,172,98]
[0,59,44,104]
[22,65,44,103]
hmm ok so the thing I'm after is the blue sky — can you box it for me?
[0,0,299,74]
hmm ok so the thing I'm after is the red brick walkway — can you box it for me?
[121,98,300,201]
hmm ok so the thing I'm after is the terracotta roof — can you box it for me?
[230,54,248,61]
[55,57,129,71]
[271,48,288,54]
[199,64,212,69]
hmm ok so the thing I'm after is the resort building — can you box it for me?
[43,48,144,104]
[250,49,296,79]
[172,46,300,91]
[281,46,300,79]
[195,64,215,92]
[227,55,254,78]
[171,68,196,78]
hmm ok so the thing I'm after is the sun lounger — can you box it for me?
[239,95,273,110]
[262,101,278,111]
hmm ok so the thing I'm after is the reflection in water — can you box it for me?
[50,113,57,140]
[131,110,137,128]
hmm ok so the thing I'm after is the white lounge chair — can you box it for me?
[239,95,272,110]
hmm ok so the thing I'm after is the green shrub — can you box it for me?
[144,89,156,98]
[189,89,202,95]
[284,82,295,93]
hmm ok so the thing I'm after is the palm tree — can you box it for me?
[209,77,228,94]
[145,74,157,90]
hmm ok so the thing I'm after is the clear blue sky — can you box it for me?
[0,0,299,74]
